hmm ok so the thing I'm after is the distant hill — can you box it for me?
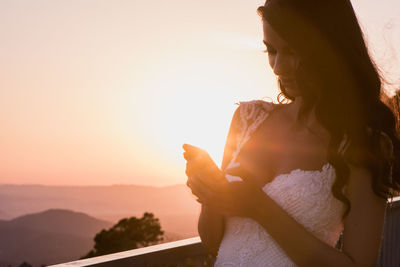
[0,184,200,237]
[0,209,112,237]
[0,209,113,267]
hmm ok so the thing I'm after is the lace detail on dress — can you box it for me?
[215,100,345,267]
[263,164,344,247]
[225,100,274,182]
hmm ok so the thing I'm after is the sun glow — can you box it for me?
[119,52,278,185]
[1,0,399,186]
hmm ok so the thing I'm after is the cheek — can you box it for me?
[280,56,298,72]
[289,56,299,71]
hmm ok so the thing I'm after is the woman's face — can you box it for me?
[263,21,300,97]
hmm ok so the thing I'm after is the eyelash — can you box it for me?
[263,47,295,56]
[263,48,277,55]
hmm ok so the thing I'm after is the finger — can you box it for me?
[186,163,196,178]
[186,162,226,189]
[189,176,217,204]
[183,144,215,163]
[188,154,220,177]
[185,157,204,176]
[185,159,208,177]
[189,183,209,203]
[183,151,198,161]
[184,144,219,168]
[187,172,227,198]
[189,175,209,193]
[182,144,205,154]
[186,176,192,188]
[201,169,228,189]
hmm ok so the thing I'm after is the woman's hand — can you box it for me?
[189,176,266,219]
[183,144,266,219]
[183,143,226,186]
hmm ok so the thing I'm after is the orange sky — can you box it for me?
[1,0,400,186]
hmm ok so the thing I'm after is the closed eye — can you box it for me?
[263,45,277,55]
[262,40,277,54]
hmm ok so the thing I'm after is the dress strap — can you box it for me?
[226,100,275,175]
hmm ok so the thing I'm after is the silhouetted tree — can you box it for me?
[82,212,164,258]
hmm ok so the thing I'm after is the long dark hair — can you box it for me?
[258,0,400,218]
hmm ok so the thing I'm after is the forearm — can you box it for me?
[198,204,225,256]
[253,196,356,267]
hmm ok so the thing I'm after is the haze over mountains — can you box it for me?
[0,184,200,266]
[0,209,113,267]
[0,184,200,237]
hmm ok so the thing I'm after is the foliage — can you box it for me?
[82,212,164,258]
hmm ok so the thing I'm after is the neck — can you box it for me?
[287,97,330,145]
[286,97,317,131]
[287,97,305,122]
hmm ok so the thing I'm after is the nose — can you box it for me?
[271,53,294,77]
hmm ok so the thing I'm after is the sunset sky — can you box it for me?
[1,0,400,186]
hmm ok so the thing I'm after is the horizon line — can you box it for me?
[0,183,186,188]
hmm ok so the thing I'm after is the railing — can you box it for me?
[49,237,212,267]
[50,197,400,267]
[377,196,400,267]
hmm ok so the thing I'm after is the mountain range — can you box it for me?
[0,184,201,266]
[0,209,112,267]
[0,184,200,237]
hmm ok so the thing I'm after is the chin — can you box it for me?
[284,87,301,98]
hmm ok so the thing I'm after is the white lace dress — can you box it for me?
[215,100,346,267]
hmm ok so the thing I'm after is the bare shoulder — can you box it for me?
[342,163,387,265]
[345,164,386,216]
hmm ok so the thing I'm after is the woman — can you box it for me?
[183,0,400,266]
